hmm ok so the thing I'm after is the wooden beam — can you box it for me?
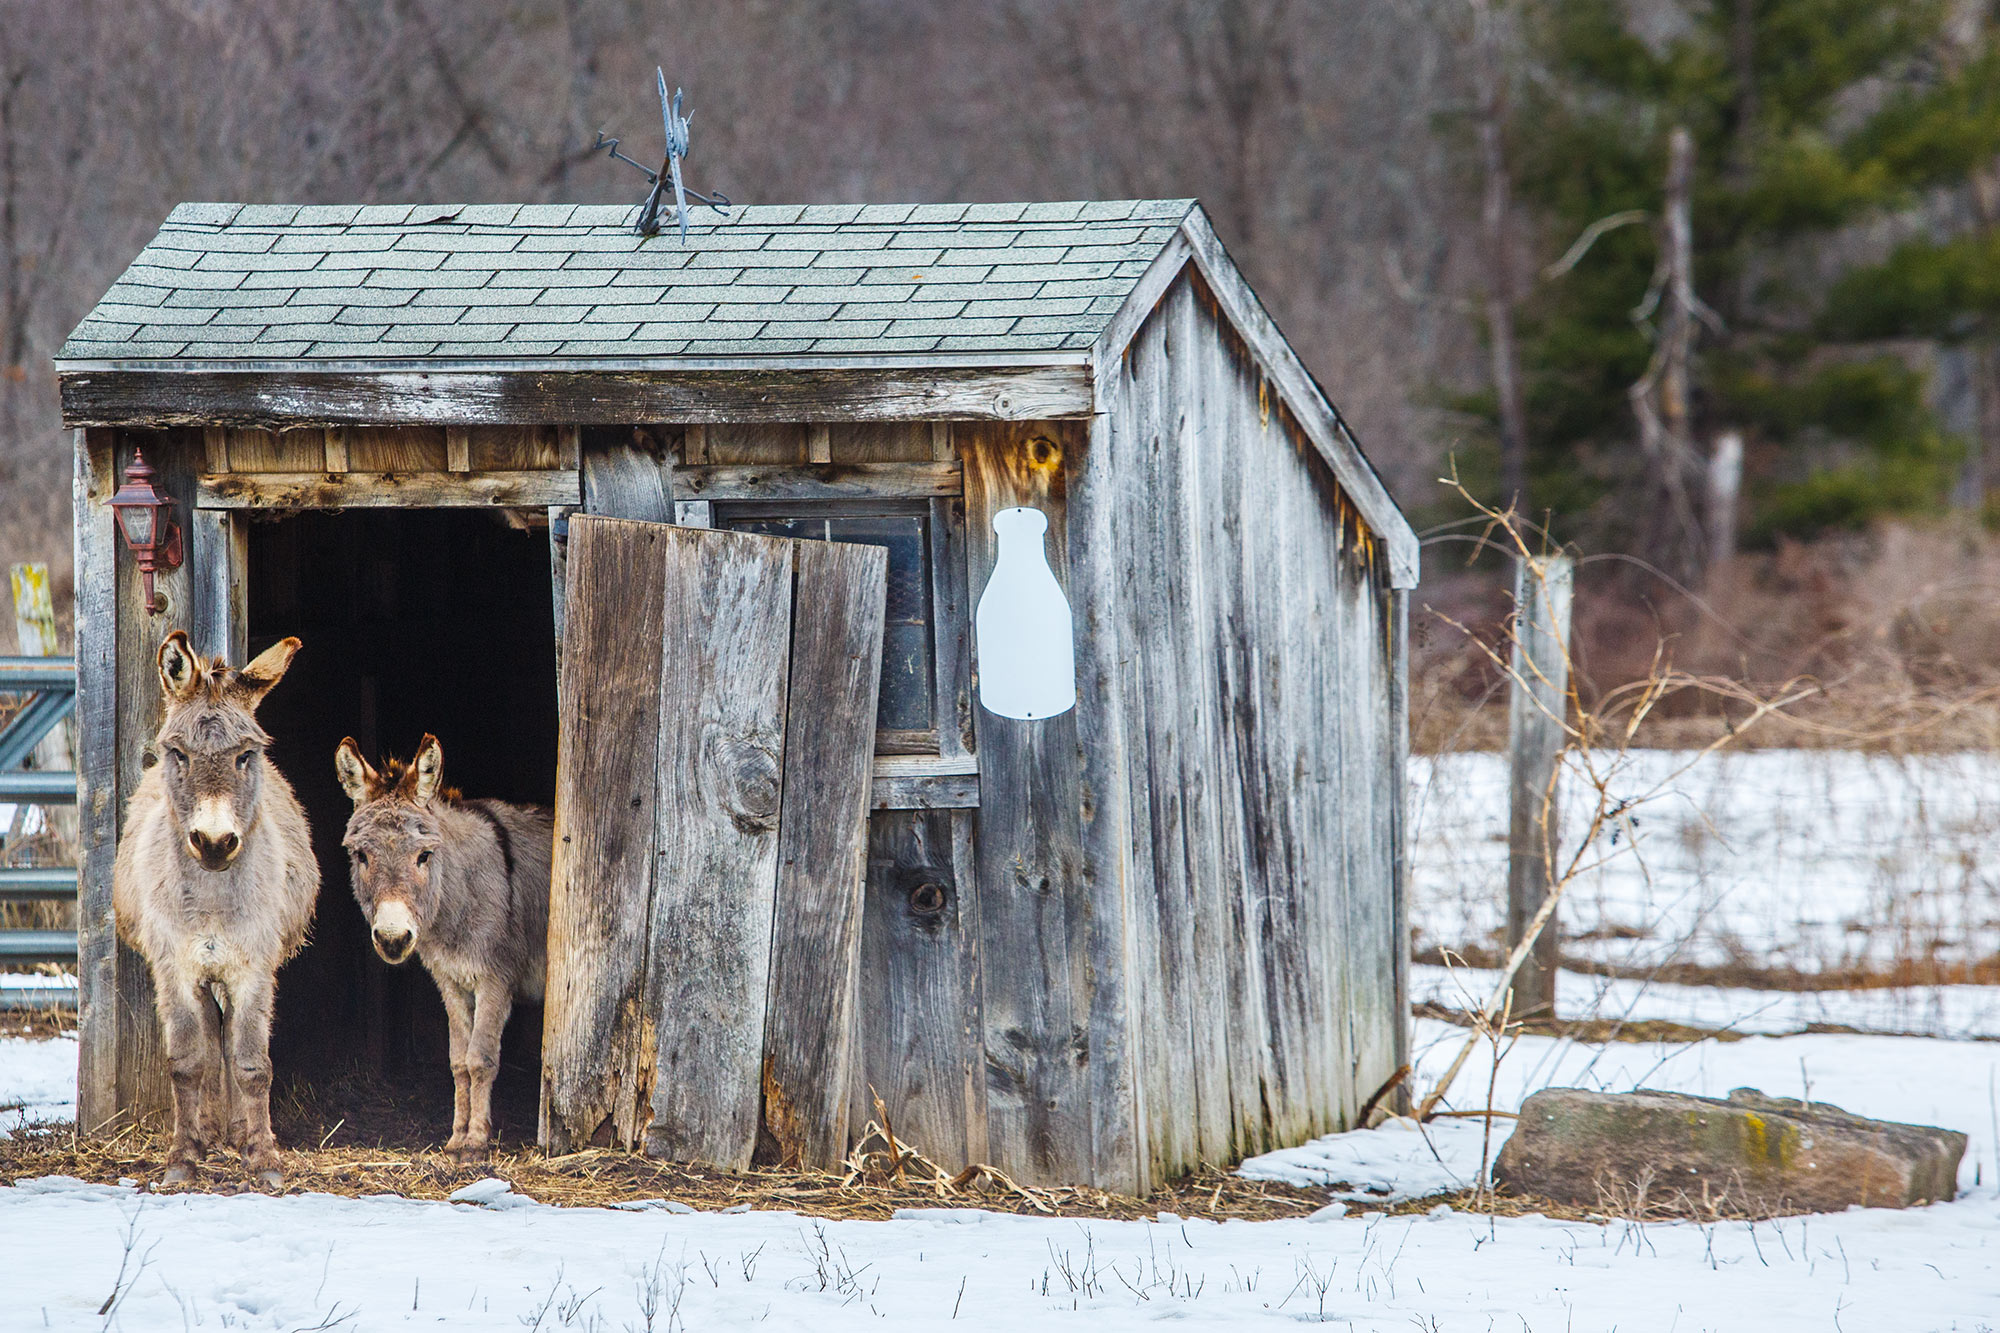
[60,365,1094,429]
[870,772,979,810]
[670,461,963,502]
[73,429,121,1136]
[446,426,472,473]
[196,470,580,509]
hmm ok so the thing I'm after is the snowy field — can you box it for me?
[3,1021,1996,1330]
[1413,749,2000,977]
[6,750,2000,1329]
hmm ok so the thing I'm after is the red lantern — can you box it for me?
[107,448,184,615]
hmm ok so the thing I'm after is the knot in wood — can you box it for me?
[909,881,947,917]
[701,729,781,836]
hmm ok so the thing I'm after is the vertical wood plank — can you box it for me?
[580,431,671,523]
[446,426,472,473]
[930,421,953,462]
[683,424,709,464]
[557,425,582,471]
[644,527,795,1169]
[201,427,229,473]
[1068,407,1140,1191]
[852,809,986,1170]
[762,538,887,1169]
[927,493,974,762]
[540,516,670,1153]
[346,425,448,472]
[808,423,832,463]
[961,419,1093,1186]
[673,501,712,528]
[74,428,121,1135]
[186,510,247,666]
[322,427,349,474]
[112,429,204,1124]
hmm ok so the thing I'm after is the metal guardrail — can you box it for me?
[2,654,78,1005]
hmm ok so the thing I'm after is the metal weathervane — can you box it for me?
[593,68,731,241]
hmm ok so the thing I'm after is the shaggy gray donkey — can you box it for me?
[113,631,317,1187]
[335,734,552,1160]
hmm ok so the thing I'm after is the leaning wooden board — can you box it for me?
[542,515,887,1171]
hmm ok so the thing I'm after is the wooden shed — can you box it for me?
[57,198,1417,1194]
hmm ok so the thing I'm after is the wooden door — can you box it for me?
[540,515,887,1170]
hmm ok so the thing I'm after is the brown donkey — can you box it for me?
[113,632,317,1187]
[335,734,552,1160]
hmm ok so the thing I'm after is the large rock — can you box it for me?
[1493,1087,1965,1214]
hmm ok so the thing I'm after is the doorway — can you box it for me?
[245,507,557,1145]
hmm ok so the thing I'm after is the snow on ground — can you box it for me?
[2,1023,1997,1330]
[1241,1019,2000,1202]
[0,1033,76,1134]
[1413,749,2000,977]
[1411,963,2000,1038]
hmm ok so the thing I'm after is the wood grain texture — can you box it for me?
[1168,209,1419,589]
[322,426,349,472]
[852,809,986,1171]
[446,426,472,473]
[222,427,326,472]
[870,773,979,810]
[1387,587,1412,1110]
[705,422,808,464]
[646,526,797,1169]
[762,538,888,1169]
[197,471,580,509]
[927,489,975,761]
[830,421,932,462]
[1074,269,1407,1179]
[74,429,122,1135]
[960,419,1094,1187]
[581,430,671,523]
[541,516,670,1154]
[1068,408,1141,1190]
[62,366,1094,429]
[669,462,962,501]
[343,425,448,472]
[467,425,562,471]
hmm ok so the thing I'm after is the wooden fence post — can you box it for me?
[9,563,78,857]
[1504,554,1572,1018]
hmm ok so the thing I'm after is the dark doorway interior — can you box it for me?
[246,508,557,1147]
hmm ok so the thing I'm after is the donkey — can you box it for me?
[112,632,317,1188]
[335,734,552,1160]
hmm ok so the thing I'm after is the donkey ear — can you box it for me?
[233,637,302,710]
[157,631,203,702]
[405,733,444,805]
[334,738,380,807]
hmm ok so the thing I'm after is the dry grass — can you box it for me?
[0,1120,1339,1223]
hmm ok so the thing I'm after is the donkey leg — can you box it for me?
[221,975,285,1188]
[160,988,215,1184]
[455,982,513,1162]
[437,981,475,1154]
[196,987,229,1155]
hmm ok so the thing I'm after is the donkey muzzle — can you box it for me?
[185,829,241,870]
[371,900,418,965]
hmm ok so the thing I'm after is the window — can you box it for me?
[714,503,941,752]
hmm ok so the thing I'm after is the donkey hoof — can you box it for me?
[162,1163,196,1186]
[452,1143,491,1165]
[256,1168,285,1190]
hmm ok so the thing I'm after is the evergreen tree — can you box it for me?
[1477,0,2000,565]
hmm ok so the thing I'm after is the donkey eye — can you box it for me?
[416,850,432,867]
[236,751,254,770]
[167,747,187,766]
[353,850,369,867]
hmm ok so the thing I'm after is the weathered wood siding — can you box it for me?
[1079,270,1404,1189]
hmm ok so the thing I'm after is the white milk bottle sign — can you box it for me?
[974,506,1076,719]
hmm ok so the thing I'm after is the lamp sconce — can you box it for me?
[974,506,1076,720]
[107,448,184,615]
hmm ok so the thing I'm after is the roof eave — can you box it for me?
[1088,204,1420,590]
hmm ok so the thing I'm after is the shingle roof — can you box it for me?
[58,200,1195,362]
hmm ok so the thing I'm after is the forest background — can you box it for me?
[6,0,2000,746]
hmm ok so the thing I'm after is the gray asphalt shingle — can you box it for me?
[60,199,1195,361]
